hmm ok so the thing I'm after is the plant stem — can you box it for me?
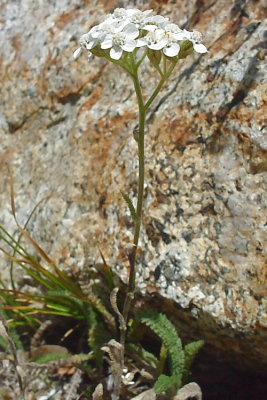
[118,60,176,398]
[145,59,177,111]
[120,70,145,352]
[128,73,145,293]
[117,68,146,400]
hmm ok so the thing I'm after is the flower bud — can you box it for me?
[147,49,162,69]
[178,40,194,59]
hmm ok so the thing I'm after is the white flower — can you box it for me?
[146,14,169,28]
[89,23,107,42]
[137,28,167,51]
[164,23,185,40]
[162,40,180,57]
[126,9,153,28]
[183,30,208,53]
[73,28,102,59]
[104,9,131,31]
[160,24,186,57]
[101,23,139,60]
[136,25,181,57]
[112,8,128,20]
[81,29,100,49]
[73,33,90,59]
[73,19,131,60]
[73,8,208,62]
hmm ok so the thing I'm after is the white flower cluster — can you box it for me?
[74,8,207,61]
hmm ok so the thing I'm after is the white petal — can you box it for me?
[86,38,98,50]
[193,43,208,53]
[143,24,158,32]
[182,29,191,39]
[143,10,153,16]
[136,38,147,47]
[163,43,180,57]
[103,16,114,24]
[101,38,113,49]
[151,15,168,25]
[173,32,187,40]
[149,43,164,50]
[121,40,136,52]
[90,26,100,38]
[126,9,139,16]
[123,23,139,39]
[148,38,167,50]
[112,20,128,32]
[110,46,123,60]
[73,47,82,59]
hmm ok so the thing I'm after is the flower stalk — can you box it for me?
[120,71,145,355]
[119,58,180,389]
[73,7,207,397]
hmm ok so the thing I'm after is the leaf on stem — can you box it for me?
[98,247,114,289]
[121,191,137,221]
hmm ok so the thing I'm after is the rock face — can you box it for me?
[0,0,266,379]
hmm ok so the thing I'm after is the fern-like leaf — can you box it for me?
[88,319,111,371]
[154,373,181,394]
[121,192,137,221]
[140,311,184,380]
[183,340,204,383]
[30,352,70,364]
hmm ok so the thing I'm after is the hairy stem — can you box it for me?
[120,69,145,350]
[117,59,175,398]
[145,59,177,111]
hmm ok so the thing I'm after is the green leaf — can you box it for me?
[30,352,70,364]
[140,311,184,380]
[183,340,204,383]
[121,192,137,221]
[154,374,181,394]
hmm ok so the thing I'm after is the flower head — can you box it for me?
[101,23,139,60]
[73,8,207,63]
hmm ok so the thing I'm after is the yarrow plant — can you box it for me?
[74,8,207,61]
[73,7,207,399]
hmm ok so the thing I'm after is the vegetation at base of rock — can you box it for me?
[139,311,204,395]
[0,228,203,398]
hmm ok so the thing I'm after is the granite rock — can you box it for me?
[0,0,266,374]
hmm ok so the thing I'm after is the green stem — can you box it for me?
[145,59,177,111]
[118,56,177,399]
[119,68,146,400]
[136,48,148,70]
[120,57,177,346]
[128,79,145,292]
[121,67,145,343]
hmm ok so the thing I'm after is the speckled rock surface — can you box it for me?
[0,0,266,374]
